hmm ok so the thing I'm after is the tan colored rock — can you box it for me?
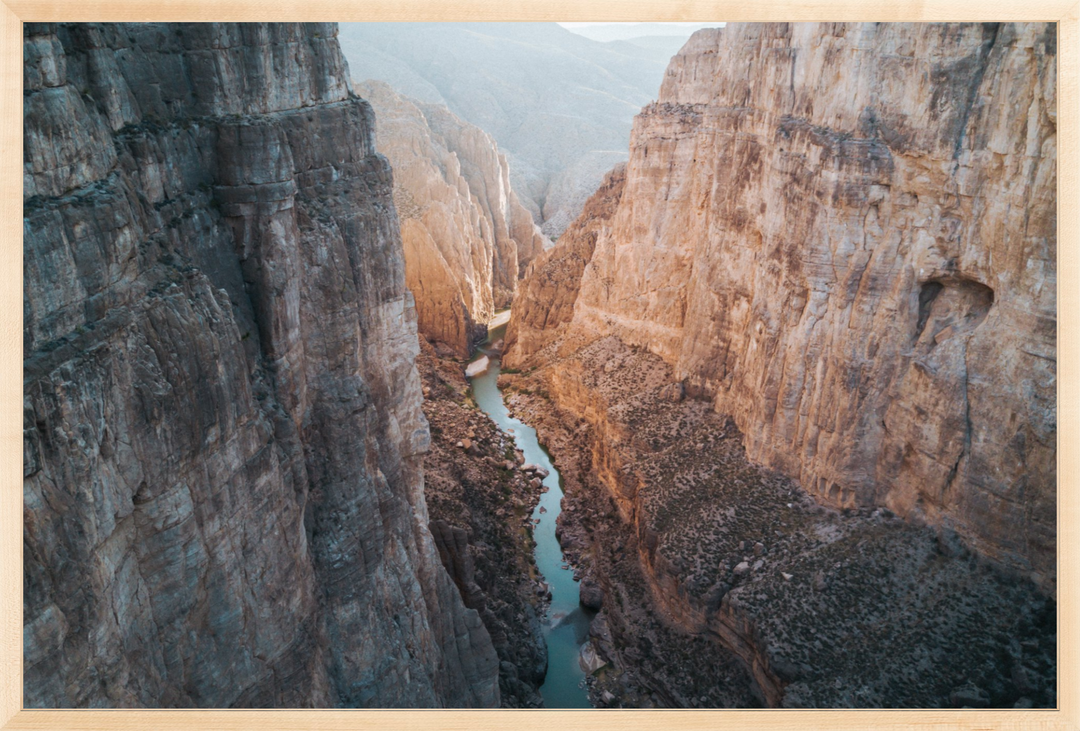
[513,23,1057,589]
[511,336,1055,707]
[504,164,625,368]
[357,81,547,356]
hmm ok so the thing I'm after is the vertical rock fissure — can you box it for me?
[951,22,1001,160]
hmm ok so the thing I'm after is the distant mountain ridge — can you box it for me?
[339,22,703,237]
[562,22,722,43]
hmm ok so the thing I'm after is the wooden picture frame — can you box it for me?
[2,1,1076,729]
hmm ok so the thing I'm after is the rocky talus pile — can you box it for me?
[501,339,1055,708]
[416,339,549,707]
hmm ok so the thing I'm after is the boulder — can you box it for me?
[465,356,490,378]
[579,578,604,610]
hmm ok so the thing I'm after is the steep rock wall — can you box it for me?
[504,164,624,368]
[512,23,1056,588]
[357,81,546,356]
[23,22,498,708]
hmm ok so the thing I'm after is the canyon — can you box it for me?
[356,80,547,357]
[504,21,1057,707]
[23,20,1057,711]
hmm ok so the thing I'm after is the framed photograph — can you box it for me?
[4,1,1076,729]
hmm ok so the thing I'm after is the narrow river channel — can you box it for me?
[468,314,594,709]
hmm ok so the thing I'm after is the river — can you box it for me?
[468,314,594,709]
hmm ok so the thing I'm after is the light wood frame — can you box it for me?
[1,1,1076,729]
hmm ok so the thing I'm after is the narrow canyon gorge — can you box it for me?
[23,21,1056,710]
[354,79,548,357]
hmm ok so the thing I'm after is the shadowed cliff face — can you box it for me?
[356,80,547,356]
[509,22,1056,590]
[23,22,498,708]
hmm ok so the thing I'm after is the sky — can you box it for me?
[557,22,723,42]
[557,22,716,28]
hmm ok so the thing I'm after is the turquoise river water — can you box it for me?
[468,320,594,708]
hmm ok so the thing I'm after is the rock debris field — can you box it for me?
[501,337,1055,708]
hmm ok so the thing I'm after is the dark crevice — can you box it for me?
[914,281,944,341]
[952,23,1000,160]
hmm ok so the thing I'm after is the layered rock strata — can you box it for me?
[509,22,1057,590]
[357,81,546,356]
[501,339,1055,708]
[23,22,498,707]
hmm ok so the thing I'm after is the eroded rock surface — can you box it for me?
[510,22,1057,590]
[504,164,625,368]
[24,22,498,708]
[357,81,547,356]
[502,21,1057,708]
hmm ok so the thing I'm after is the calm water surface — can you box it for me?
[468,318,594,709]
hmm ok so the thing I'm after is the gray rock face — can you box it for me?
[24,22,498,708]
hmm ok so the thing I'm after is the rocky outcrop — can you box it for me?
[509,23,1057,590]
[504,164,624,367]
[23,22,498,708]
[357,81,546,356]
[416,341,547,707]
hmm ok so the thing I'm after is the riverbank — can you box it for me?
[416,338,547,707]
[467,316,595,708]
[498,335,1057,708]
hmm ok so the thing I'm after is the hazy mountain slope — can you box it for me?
[614,35,697,60]
[564,22,722,43]
[338,22,702,237]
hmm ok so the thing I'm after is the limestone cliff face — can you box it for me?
[23,22,498,707]
[511,23,1056,588]
[356,81,546,356]
[504,164,624,368]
